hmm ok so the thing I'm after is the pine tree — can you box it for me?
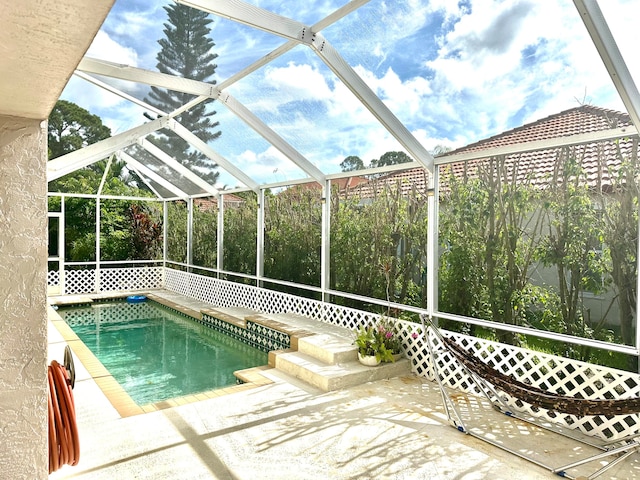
[145,3,221,184]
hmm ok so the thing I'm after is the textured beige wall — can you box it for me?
[0,115,48,479]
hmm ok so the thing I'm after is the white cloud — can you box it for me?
[87,30,139,65]
[264,62,333,103]
[353,66,432,120]
[419,0,633,140]
[225,146,306,188]
[59,0,640,187]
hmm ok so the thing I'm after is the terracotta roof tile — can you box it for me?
[347,105,638,197]
[194,193,245,211]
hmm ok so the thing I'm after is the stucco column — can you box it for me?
[0,115,48,479]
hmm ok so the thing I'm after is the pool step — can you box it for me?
[273,333,410,392]
[297,333,358,364]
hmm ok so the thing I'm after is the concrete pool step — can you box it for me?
[273,348,410,392]
[243,314,410,392]
[297,333,359,364]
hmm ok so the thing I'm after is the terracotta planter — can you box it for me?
[358,352,381,366]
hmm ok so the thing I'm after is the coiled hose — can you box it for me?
[48,346,79,473]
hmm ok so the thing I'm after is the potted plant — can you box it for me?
[377,317,403,362]
[353,325,394,366]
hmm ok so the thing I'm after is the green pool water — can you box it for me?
[58,301,268,405]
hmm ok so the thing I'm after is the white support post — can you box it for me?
[163,201,168,270]
[187,198,194,269]
[217,193,224,277]
[636,204,640,370]
[95,197,101,293]
[60,197,66,295]
[320,179,331,302]
[426,168,439,321]
[256,189,265,287]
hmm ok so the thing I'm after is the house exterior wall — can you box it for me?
[0,115,48,479]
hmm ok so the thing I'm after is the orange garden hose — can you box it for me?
[48,350,79,474]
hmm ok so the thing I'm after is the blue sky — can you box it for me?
[60,0,640,189]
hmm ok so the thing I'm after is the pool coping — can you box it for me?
[48,292,276,418]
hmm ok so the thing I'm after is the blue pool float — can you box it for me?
[126,295,147,304]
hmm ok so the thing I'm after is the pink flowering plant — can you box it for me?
[354,325,395,363]
[354,317,402,363]
[377,317,402,358]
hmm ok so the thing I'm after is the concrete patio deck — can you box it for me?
[47,292,640,479]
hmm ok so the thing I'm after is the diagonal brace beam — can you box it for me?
[78,57,220,98]
[48,116,170,181]
[137,137,219,195]
[220,93,326,182]
[169,122,259,191]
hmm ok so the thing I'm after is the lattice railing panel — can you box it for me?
[51,267,163,295]
[320,303,381,330]
[423,329,640,441]
[64,269,95,294]
[164,270,260,309]
[99,267,163,292]
[47,270,59,287]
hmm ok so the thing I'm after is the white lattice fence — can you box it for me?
[164,269,260,309]
[161,267,640,442]
[99,267,163,292]
[63,269,95,294]
[47,270,59,287]
[420,328,640,441]
[50,267,164,294]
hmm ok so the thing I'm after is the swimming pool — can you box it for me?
[57,300,268,405]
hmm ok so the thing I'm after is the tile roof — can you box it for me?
[447,105,632,154]
[194,193,245,211]
[347,105,638,198]
[280,176,369,195]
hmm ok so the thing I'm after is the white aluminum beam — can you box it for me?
[573,0,640,129]
[74,71,166,117]
[96,155,113,195]
[176,0,306,42]
[76,60,319,188]
[256,189,265,283]
[216,0,371,91]
[187,198,194,266]
[48,116,170,181]
[325,161,423,180]
[117,151,189,199]
[127,166,165,200]
[310,34,434,172]
[178,0,434,173]
[426,169,438,318]
[320,180,331,301]
[169,122,259,191]
[78,57,220,98]
[219,93,326,182]
[137,137,219,195]
[217,194,224,275]
[49,192,160,202]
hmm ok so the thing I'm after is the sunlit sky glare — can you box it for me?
[59,0,640,189]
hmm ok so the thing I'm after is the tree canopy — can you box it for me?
[48,100,111,160]
[145,3,221,184]
[340,151,413,172]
